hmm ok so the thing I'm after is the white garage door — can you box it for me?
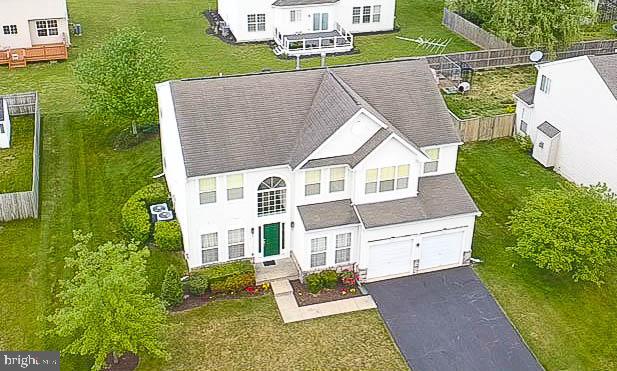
[367,239,413,280]
[419,231,464,271]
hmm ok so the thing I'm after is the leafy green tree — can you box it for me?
[74,28,172,132]
[509,184,617,285]
[160,265,184,308]
[448,0,595,50]
[48,231,169,370]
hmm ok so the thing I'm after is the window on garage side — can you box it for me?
[335,233,351,264]
[226,174,243,200]
[305,169,321,196]
[201,232,219,264]
[199,177,216,204]
[310,237,327,268]
[329,167,345,193]
[365,168,378,194]
[36,19,58,37]
[379,166,395,192]
[228,228,245,259]
[423,148,440,174]
[352,7,361,24]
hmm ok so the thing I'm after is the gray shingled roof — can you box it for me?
[272,0,338,6]
[0,98,4,122]
[355,174,479,229]
[514,86,535,106]
[589,54,617,101]
[537,121,560,138]
[302,128,390,169]
[169,59,459,178]
[297,199,360,231]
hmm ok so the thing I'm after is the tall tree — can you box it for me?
[448,0,595,50]
[74,28,172,132]
[509,184,617,285]
[48,231,169,370]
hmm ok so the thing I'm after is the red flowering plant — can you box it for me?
[338,270,358,287]
[245,286,256,295]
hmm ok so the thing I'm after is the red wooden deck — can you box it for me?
[0,43,68,69]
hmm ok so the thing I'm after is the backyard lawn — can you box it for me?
[443,66,537,119]
[0,116,34,193]
[138,296,407,370]
[458,139,617,370]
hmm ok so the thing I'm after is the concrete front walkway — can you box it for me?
[271,279,377,323]
[255,258,299,284]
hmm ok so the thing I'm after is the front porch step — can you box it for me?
[272,45,285,56]
[256,272,298,286]
[255,257,300,285]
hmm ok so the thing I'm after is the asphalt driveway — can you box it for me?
[367,267,543,371]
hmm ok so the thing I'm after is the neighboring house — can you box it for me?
[0,0,70,68]
[0,98,10,148]
[217,0,395,56]
[156,59,480,283]
[514,54,617,192]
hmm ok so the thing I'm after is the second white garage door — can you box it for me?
[419,231,464,271]
[367,239,413,281]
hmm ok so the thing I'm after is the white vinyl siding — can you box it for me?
[201,232,219,264]
[199,177,216,204]
[310,237,327,268]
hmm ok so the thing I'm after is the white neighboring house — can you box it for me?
[0,0,70,67]
[514,54,617,192]
[156,59,480,283]
[0,98,10,149]
[217,0,395,56]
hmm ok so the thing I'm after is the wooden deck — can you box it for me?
[0,43,68,69]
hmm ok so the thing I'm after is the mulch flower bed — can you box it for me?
[104,352,139,371]
[290,279,363,307]
[170,283,271,312]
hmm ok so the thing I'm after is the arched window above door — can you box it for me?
[257,177,287,216]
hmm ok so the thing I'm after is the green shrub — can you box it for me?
[160,266,184,308]
[186,274,209,296]
[210,272,255,294]
[515,134,533,153]
[320,270,338,290]
[305,272,322,294]
[154,221,182,251]
[121,182,169,244]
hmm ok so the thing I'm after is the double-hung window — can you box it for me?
[423,148,440,173]
[396,165,409,189]
[305,170,321,196]
[329,167,345,193]
[379,166,396,192]
[199,177,216,204]
[365,169,378,194]
[352,7,361,24]
[228,228,245,259]
[310,237,327,268]
[2,25,17,35]
[36,20,58,37]
[226,174,243,200]
[290,10,302,22]
[362,6,371,23]
[520,120,528,134]
[335,233,351,264]
[540,75,551,94]
[372,5,381,22]
[201,232,219,264]
[248,14,266,32]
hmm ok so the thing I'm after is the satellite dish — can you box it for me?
[529,50,544,63]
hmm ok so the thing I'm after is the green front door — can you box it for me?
[263,223,281,257]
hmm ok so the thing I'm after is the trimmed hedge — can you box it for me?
[121,183,169,244]
[154,221,182,251]
[305,269,338,294]
[190,260,255,294]
[160,266,184,308]
[186,275,209,296]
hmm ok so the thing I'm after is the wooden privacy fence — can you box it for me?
[450,111,516,142]
[0,92,40,222]
[442,8,512,49]
[598,0,617,22]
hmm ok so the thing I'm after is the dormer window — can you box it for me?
[423,148,440,173]
[305,170,321,196]
[329,167,345,193]
[365,164,410,194]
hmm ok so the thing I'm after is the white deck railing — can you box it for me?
[275,23,354,55]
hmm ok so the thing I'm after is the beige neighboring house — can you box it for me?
[0,0,70,68]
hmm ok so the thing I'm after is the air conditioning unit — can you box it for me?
[150,203,174,222]
[155,210,175,222]
[149,203,168,214]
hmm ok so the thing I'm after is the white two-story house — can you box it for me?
[156,59,480,283]
[217,0,395,56]
[0,0,70,68]
[514,54,617,192]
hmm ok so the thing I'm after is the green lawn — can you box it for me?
[458,139,617,370]
[443,66,537,119]
[581,21,617,41]
[138,296,407,370]
[0,116,34,193]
